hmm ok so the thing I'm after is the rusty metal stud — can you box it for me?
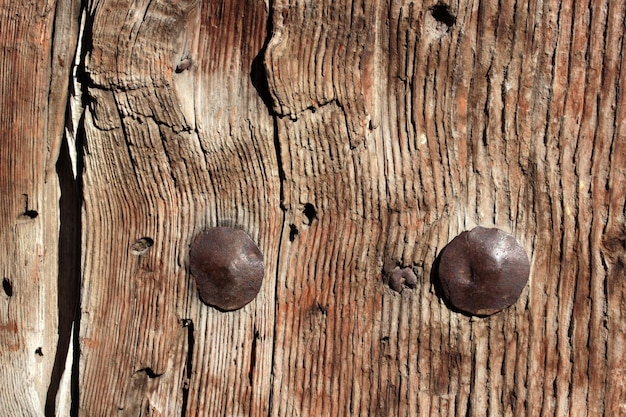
[437,226,530,316]
[189,227,264,311]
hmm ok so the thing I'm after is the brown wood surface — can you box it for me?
[1,0,625,416]
[0,0,80,415]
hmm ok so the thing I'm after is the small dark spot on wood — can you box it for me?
[137,367,162,379]
[429,3,456,28]
[35,347,44,356]
[130,237,154,256]
[23,209,38,219]
[2,278,12,297]
[289,224,298,241]
[18,194,38,221]
[18,210,39,222]
[249,328,259,385]
[314,302,327,315]
[303,203,317,225]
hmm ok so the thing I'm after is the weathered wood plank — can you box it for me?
[2,0,624,415]
[78,0,280,415]
[263,0,626,415]
[0,0,76,414]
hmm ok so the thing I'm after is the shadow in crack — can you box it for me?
[45,131,82,417]
[250,6,275,115]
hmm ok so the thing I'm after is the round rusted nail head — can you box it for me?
[189,227,264,311]
[437,226,530,316]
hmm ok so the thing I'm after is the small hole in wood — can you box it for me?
[2,278,12,297]
[23,210,39,219]
[289,224,299,241]
[130,237,154,256]
[137,367,162,379]
[18,195,38,221]
[35,347,43,356]
[429,3,456,28]
[18,209,39,222]
[303,203,317,225]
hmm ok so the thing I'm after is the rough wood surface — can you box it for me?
[1,0,625,416]
[264,1,625,416]
[78,0,280,415]
[0,0,75,415]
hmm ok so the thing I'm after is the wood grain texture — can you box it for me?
[263,0,626,416]
[2,0,625,416]
[0,0,68,415]
[78,0,280,415]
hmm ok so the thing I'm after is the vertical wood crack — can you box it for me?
[180,319,194,417]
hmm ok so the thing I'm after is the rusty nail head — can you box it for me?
[189,227,264,311]
[437,226,530,316]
